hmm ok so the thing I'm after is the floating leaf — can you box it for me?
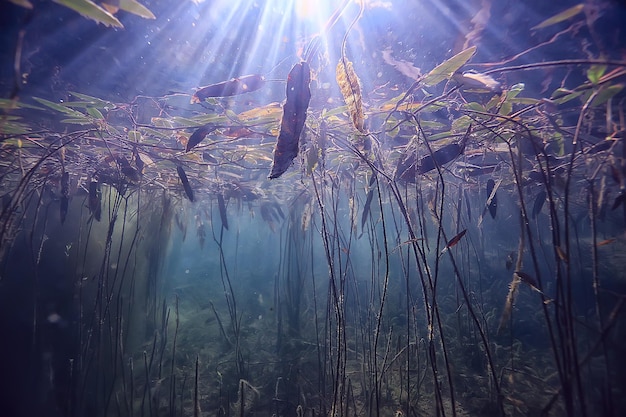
[422,46,476,87]
[453,71,501,92]
[336,58,367,134]
[531,4,584,30]
[119,0,155,19]
[53,0,124,27]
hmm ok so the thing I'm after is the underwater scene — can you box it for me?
[1,0,626,416]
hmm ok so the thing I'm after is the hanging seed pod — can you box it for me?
[269,62,311,179]
[88,181,102,222]
[177,166,194,202]
[217,193,229,230]
[60,171,69,224]
[336,58,366,134]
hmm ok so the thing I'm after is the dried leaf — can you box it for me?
[186,123,216,152]
[336,58,367,134]
[269,62,311,179]
[454,71,501,92]
[498,273,521,333]
[381,48,421,80]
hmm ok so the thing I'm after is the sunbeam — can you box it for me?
[2,1,626,416]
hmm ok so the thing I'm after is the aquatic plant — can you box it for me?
[1,1,625,417]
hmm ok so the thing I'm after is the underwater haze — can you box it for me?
[1,0,626,416]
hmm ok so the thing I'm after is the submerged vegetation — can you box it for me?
[1,1,625,417]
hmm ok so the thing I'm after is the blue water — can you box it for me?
[1,1,625,416]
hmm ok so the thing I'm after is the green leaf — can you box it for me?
[551,88,583,105]
[419,120,447,130]
[427,131,454,141]
[70,92,116,109]
[169,116,211,127]
[306,144,319,175]
[422,46,477,87]
[60,118,95,125]
[552,132,565,156]
[506,83,525,100]
[224,109,240,123]
[119,0,155,19]
[531,4,584,30]
[150,117,174,128]
[590,84,624,107]
[0,99,44,111]
[384,117,400,138]
[128,130,142,142]
[33,97,89,118]
[587,65,606,84]
[86,107,104,119]
[140,127,171,139]
[0,120,31,135]
[499,101,512,116]
[188,114,228,125]
[464,102,486,113]
[53,0,123,28]
[451,115,472,132]
[509,97,541,105]
[485,95,501,111]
